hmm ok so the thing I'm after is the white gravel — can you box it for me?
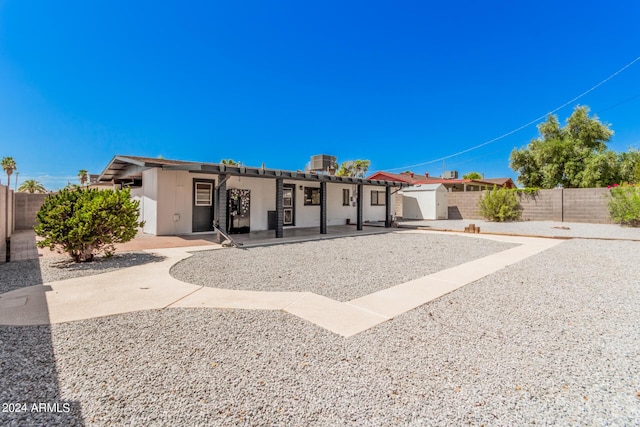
[170,232,517,301]
[400,219,640,240]
[1,234,639,426]
[0,252,165,294]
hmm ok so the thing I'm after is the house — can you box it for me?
[97,155,408,242]
[367,171,515,218]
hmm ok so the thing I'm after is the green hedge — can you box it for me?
[35,187,144,262]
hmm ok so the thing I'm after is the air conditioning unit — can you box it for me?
[443,171,458,179]
[310,154,337,172]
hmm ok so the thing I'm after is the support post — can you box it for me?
[385,186,391,228]
[275,178,284,238]
[356,183,363,231]
[320,181,327,234]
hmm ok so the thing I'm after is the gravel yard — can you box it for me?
[0,252,165,294]
[170,232,517,301]
[1,235,639,426]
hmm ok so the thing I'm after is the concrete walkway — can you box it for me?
[0,231,564,336]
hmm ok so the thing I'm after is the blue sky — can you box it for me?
[1,0,639,190]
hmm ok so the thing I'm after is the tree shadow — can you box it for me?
[0,260,86,425]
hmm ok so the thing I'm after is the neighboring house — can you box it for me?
[97,155,408,241]
[367,171,515,218]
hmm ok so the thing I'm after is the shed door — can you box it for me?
[192,179,215,232]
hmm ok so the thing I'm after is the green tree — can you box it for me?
[617,148,640,183]
[78,169,89,187]
[336,159,370,178]
[510,106,613,188]
[221,159,238,166]
[35,187,144,262]
[18,179,47,193]
[462,171,482,180]
[1,157,17,188]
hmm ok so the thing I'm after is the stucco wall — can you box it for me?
[446,188,614,224]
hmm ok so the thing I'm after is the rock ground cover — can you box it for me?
[0,235,638,426]
[170,232,517,302]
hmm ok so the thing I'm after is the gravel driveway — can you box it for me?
[1,234,638,426]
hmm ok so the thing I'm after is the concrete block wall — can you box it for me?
[562,188,612,224]
[518,190,563,222]
[0,184,6,262]
[446,187,614,224]
[447,192,483,220]
[15,193,48,230]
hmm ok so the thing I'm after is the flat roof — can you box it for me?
[98,155,410,187]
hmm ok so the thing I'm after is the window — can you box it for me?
[342,188,350,206]
[195,182,213,206]
[371,190,386,206]
[304,187,320,205]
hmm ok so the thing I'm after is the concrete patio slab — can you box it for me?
[283,293,389,337]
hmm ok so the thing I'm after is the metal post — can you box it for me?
[275,178,284,238]
[385,186,391,228]
[320,181,327,234]
[356,183,363,231]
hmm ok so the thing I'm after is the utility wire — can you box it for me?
[386,54,640,172]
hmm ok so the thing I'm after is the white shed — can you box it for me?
[400,184,448,220]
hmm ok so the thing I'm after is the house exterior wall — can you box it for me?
[139,169,396,235]
[141,168,158,234]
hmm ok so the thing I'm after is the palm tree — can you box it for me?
[18,179,47,194]
[78,169,89,187]
[220,159,239,166]
[1,157,16,188]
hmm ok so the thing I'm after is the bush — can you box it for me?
[478,186,522,222]
[608,184,640,227]
[35,187,144,262]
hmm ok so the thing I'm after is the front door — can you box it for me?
[192,179,215,232]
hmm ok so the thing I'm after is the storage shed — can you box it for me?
[400,184,448,220]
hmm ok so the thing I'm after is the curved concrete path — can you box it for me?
[0,231,564,337]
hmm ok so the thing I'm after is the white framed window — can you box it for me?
[195,182,213,206]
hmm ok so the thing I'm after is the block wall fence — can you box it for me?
[446,187,613,224]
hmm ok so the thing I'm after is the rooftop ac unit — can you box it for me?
[443,171,458,179]
[310,154,337,172]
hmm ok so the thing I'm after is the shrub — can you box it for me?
[478,186,522,222]
[608,184,640,227]
[35,187,144,262]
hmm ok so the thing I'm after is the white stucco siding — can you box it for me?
[141,168,158,234]
[362,185,393,222]
[326,183,357,225]
[152,170,218,235]
[226,176,275,232]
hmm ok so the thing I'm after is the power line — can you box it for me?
[386,54,640,172]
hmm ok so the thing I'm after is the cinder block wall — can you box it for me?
[447,192,483,220]
[15,193,48,230]
[562,188,612,224]
[447,187,614,224]
[0,185,6,262]
[518,190,563,222]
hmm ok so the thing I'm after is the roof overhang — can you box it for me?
[98,156,410,187]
